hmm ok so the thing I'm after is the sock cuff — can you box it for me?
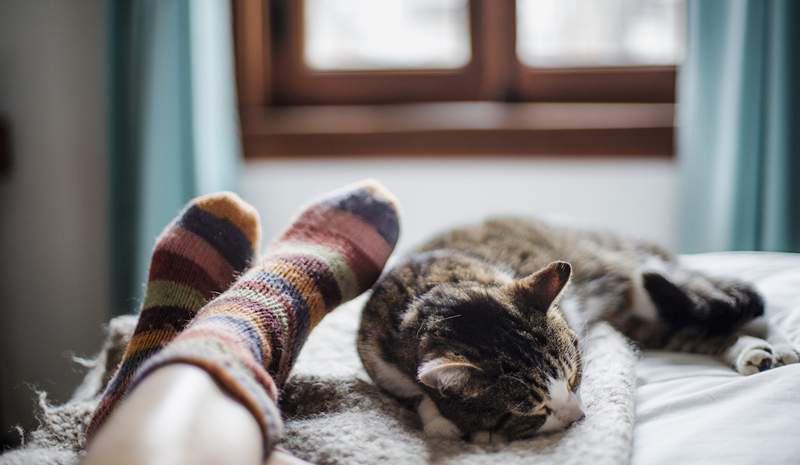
[131,332,283,457]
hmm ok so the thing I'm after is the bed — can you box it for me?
[1,252,798,465]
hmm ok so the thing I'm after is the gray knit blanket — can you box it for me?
[0,297,637,465]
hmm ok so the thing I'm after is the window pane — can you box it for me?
[304,0,470,70]
[517,0,685,67]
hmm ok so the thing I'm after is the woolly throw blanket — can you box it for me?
[0,294,637,465]
[280,298,638,465]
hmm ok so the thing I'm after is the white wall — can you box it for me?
[242,157,679,257]
[0,0,107,442]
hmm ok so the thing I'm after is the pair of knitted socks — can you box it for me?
[87,181,400,456]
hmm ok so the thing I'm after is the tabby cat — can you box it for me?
[357,217,799,443]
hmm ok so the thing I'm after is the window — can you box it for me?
[516,0,685,67]
[233,0,683,157]
[304,0,471,71]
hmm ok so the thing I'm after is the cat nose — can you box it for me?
[565,406,585,424]
[570,394,586,422]
[565,394,585,423]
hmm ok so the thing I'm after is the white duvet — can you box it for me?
[633,253,800,465]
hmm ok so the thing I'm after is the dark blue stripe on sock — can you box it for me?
[135,305,195,332]
[252,271,311,359]
[199,314,267,365]
[322,188,399,246]
[267,254,342,309]
[178,205,252,271]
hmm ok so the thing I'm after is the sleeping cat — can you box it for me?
[357,217,799,443]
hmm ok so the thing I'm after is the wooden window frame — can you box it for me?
[233,0,676,158]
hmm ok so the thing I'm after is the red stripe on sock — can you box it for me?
[290,205,393,267]
[278,226,382,290]
[156,227,237,287]
[148,250,221,298]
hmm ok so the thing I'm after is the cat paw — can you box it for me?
[423,416,462,439]
[470,431,507,445]
[772,343,800,367]
[733,338,776,375]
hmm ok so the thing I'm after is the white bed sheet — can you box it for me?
[632,252,800,465]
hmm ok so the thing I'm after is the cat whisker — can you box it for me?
[503,374,529,389]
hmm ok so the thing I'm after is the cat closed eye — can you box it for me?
[533,404,552,415]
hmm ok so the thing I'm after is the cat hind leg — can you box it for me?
[724,335,778,375]
[722,333,798,375]
[642,270,764,336]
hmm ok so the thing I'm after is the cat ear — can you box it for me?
[508,261,572,314]
[417,357,479,392]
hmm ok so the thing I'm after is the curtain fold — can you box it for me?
[108,0,242,315]
[678,0,800,253]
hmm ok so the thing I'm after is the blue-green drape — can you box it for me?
[679,0,800,252]
[108,0,242,315]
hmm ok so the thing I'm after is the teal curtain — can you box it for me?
[679,0,800,253]
[108,0,242,315]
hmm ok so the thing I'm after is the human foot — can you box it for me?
[87,192,261,437]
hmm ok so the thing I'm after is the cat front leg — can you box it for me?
[418,396,462,439]
[470,430,507,444]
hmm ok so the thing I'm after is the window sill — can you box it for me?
[240,102,674,158]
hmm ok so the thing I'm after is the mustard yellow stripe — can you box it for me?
[125,328,176,354]
[266,241,358,300]
[266,260,327,327]
[195,193,261,249]
[142,280,208,311]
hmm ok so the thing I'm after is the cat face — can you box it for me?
[412,262,585,440]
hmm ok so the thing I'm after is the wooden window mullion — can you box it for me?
[471,0,518,101]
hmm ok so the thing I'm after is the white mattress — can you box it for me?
[632,253,800,465]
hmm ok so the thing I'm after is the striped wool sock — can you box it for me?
[132,180,400,456]
[86,192,261,438]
